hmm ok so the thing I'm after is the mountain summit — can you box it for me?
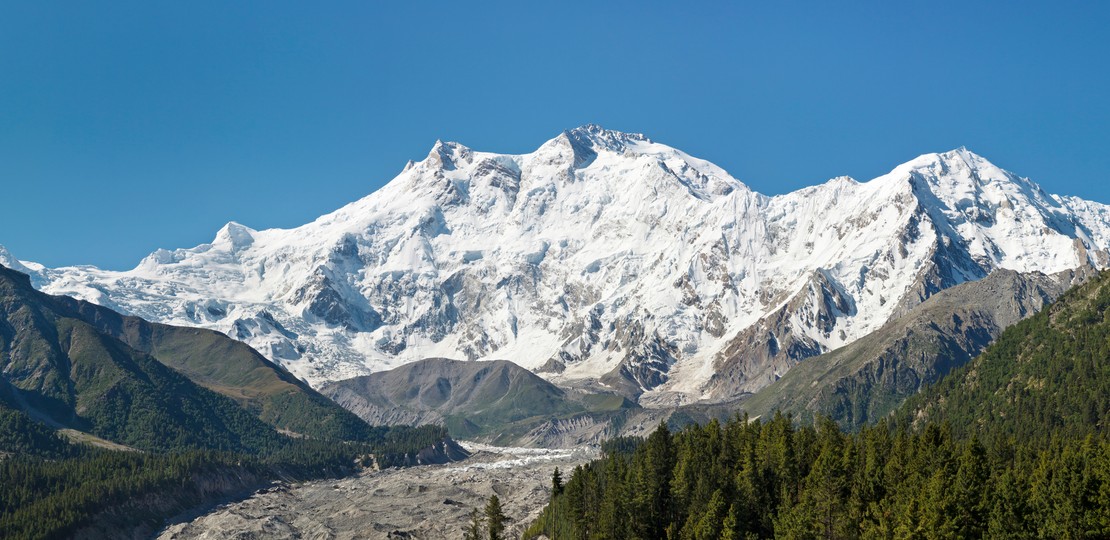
[8,127,1110,403]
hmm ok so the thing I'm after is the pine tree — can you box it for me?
[986,468,1034,539]
[564,466,588,538]
[552,466,564,498]
[630,422,675,539]
[485,494,507,540]
[720,502,741,540]
[953,438,989,538]
[688,488,727,540]
[463,507,484,540]
[594,454,628,540]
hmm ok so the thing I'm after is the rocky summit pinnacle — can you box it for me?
[8,127,1110,405]
[563,124,649,153]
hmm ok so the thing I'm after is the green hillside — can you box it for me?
[0,267,287,453]
[0,264,455,538]
[0,262,375,443]
[57,294,374,441]
[898,269,1110,444]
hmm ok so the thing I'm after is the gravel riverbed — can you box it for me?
[157,443,598,540]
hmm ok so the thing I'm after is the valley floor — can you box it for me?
[157,442,598,540]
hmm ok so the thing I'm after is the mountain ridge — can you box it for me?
[6,126,1110,405]
[896,267,1110,443]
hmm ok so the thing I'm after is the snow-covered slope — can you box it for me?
[8,126,1110,404]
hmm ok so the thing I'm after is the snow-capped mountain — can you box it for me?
[7,125,1110,404]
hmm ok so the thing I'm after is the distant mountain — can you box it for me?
[896,269,1110,442]
[10,126,1110,405]
[322,358,634,445]
[740,268,1085,428]
[0,263,374,451]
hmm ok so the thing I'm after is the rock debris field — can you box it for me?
[158,442,598,540]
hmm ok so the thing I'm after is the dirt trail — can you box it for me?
[157,443,597,540]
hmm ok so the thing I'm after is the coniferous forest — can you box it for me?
[0,417,447,539]
[526,271,1110,539]
[527,415,1109,539]
[0,263,456,539]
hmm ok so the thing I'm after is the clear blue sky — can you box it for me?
[2,1,1108,269]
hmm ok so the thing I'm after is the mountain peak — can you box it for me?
[888,147,1065,211]
[213,221,256,252]
[938,146,990,168]
[888,146,1041,199]
[530,125,654,170]
[562,124,649,154]
[424,140,473,171]
[0,244,33,276]
[899,147,998,176]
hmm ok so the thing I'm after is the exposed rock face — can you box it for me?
[741,267,1088,428]
[393,439,472,467]
[512,414,617,448]
[709,270,850,398]
[325,385,442,427]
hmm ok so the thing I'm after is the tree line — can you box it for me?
[525,414,1110,539]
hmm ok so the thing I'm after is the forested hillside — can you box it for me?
[0,264,315,454]
[527,271,1110,539]
[56,292,377,441]
[0,264,456,539]
[0,262,375,443]
[0,422,448,539]
[897,270,1110,444]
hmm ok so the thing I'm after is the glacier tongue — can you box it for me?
[15,127,1110,403]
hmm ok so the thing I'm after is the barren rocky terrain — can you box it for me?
[157,442,598,540]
